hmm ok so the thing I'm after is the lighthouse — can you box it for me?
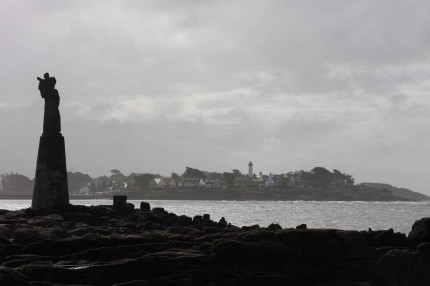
[248,161,253,177]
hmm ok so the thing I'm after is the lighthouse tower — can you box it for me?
[248,161,253,177]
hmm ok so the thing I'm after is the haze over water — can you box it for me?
[2,199,429,234]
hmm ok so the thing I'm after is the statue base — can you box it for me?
[32,134,69,208]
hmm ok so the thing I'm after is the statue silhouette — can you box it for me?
[37,73,61,135]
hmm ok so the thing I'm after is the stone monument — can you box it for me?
[32,73,69,208]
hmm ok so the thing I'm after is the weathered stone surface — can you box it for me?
[0,266,29,285]
[1,204,430,285]
[409,217,430,246]
[32,135,69,209]
[375,228,408,247]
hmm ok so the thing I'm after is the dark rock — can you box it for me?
[19,261,53,282]
[417,242,430,261]
[166,226,202,236]
[409,217,430,246]
[0,266,29,285]
[14,229,46,245]
[336,231,374,260]
[3,243,23,256]
[192,215,203,222]
[113,195,128,209]
[241,224,260,231]
[277,229,301,249]
[237,230,280,243]
[203,227,219,234]
[300,230,333,251]
[296,224,307,229]
[71,246,118,261]
[213,240,262,271]
[375,228,407,247]
[27,214,64,226]
[23,237,105,256]
[218,217,227,226]
[0,234,10,244]
[140,202,150,211]
[0,225,14,239]
[61,212,101,226]
[267,223,282,231]
[202,214,210,220]
[69,227,95,237]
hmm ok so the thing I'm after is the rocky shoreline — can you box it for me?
[0,198,429,285]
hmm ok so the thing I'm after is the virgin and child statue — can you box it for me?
[37,73,61,135]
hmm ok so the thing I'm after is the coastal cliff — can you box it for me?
[0,200,429,285]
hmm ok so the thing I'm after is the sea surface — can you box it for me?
[1,199,429,234]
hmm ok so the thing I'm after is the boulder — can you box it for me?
[409,218,430,246]
[140,202,150,211]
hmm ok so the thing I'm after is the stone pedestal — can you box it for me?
[32,135,69,208]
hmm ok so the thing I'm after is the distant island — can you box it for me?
[1,164,429,201]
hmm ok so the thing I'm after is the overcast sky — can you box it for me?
[1,0,430,194]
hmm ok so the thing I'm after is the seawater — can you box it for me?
[1,199,429,234]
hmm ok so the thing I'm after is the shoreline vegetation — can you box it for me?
[2,166,429,202]
[0,187,417,201]
[0,198,429,285]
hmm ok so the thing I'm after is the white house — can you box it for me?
[205,178,220,188]
[265,173,283,187]
[150,178,167,189]
[184,178,205,187]
[79,186,90,195]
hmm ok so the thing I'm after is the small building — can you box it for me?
[265,173,283,187]
[205,178,220,188]
[233,175,249,187]
[79,186,90,195]
[184,178,205,187]
[150,178,167,189]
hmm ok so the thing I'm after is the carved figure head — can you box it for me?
[44,73,49,79]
